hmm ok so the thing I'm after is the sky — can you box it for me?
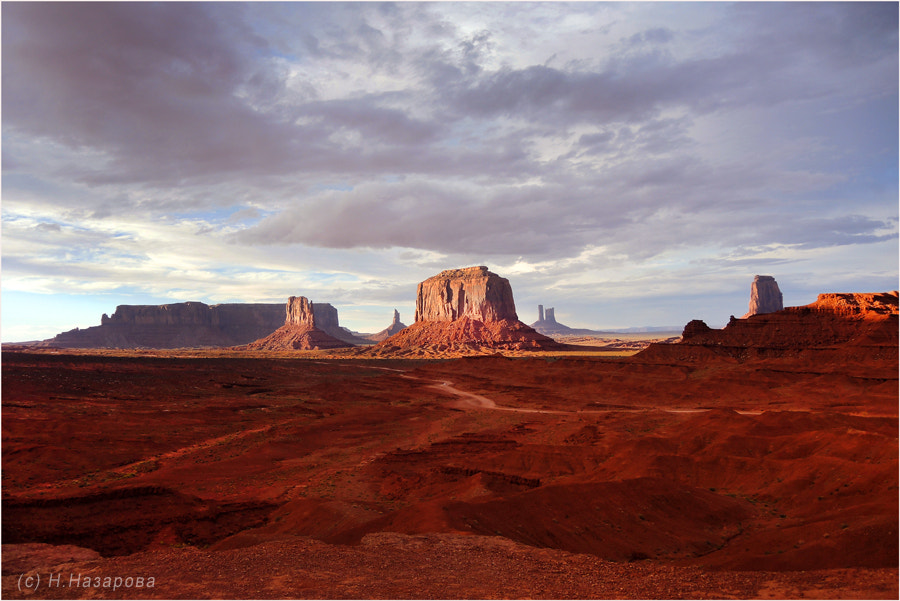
[2,1,898,342]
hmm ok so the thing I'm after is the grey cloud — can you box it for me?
[33,222,62,233]
[446,50,825,127]
[3,2,895,273]
[234,158,895,264]
[729,2,898,69]
[300,97,440,146]
[625,27,674,47]
[2,3,300,183]
[234,179,588,256]
[442,3,896,126]
[6,1,893,195]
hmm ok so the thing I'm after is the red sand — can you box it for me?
[2,346,897,599]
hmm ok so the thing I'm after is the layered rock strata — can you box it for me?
[742,275,783,318]
[241,297,352,351]
[44,302,285,349]
[371,267,563,356]
[638,291,898,363]
[41,298,364,349]
[415,266,518,323]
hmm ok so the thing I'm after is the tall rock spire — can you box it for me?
[743,275,783,318]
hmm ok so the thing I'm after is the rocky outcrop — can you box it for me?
[638,291,898,363]
[42,297,364,350]
[742,275,783,318]
[530,304,604,337]
[808,292,899,317]
[241,297,352,351]
[286,296,315,326]
[44,302,285,349]
[285,298,367,343]
[415,266,518,323]
[367,310,408,342]
[370,267,564,356]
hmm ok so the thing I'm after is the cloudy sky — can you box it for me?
[3,2,898,341]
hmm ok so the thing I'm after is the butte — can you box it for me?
[240,296,353,350]
[367,266,564,356]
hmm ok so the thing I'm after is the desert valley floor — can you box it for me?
[2,346,898,599]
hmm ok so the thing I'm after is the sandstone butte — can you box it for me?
[742,274,784,318]
[639,291,899,363]
[368,266,564,356]
[240,296,353,351]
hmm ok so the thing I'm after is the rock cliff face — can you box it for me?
[286,296,315,326]
[46,302,285,349]
[638,291,898,363]
[371,267,563,356]
[42,297,363,349]
[415,266,518,323]
[241,297,352,351]
[742,275,783,318]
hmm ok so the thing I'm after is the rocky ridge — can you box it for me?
[638,291,899,363]
[42,302,285,349]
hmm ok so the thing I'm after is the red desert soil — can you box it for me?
[2,346,897,599]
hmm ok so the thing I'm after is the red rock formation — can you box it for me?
[639,291,898,363]
[286,296,315,326]
[530,304,606,337]
[367,310,408,342]
[807,291,899,316]
[44,302,285,348]
[742,275,783,318]
[415,266,518,322]
[370,267,563,356]
[242,297,352,351]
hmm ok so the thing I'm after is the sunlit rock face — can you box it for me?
[639,291,898,362]
[243,296,353,351]
[742,275,783,318]
[414,266,518,323]
[369,266,564,356]
[286,296,316,326]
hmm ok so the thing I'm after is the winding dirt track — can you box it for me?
[309,360,896,419]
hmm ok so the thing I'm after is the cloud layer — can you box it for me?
[2,2,897,338]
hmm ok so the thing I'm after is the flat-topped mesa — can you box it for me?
[370,266,565,356]
[415,266,518,323]
[742,275,783,318]
[638,290,898,363]
[808,292,899,317]
[47,302,285,348]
